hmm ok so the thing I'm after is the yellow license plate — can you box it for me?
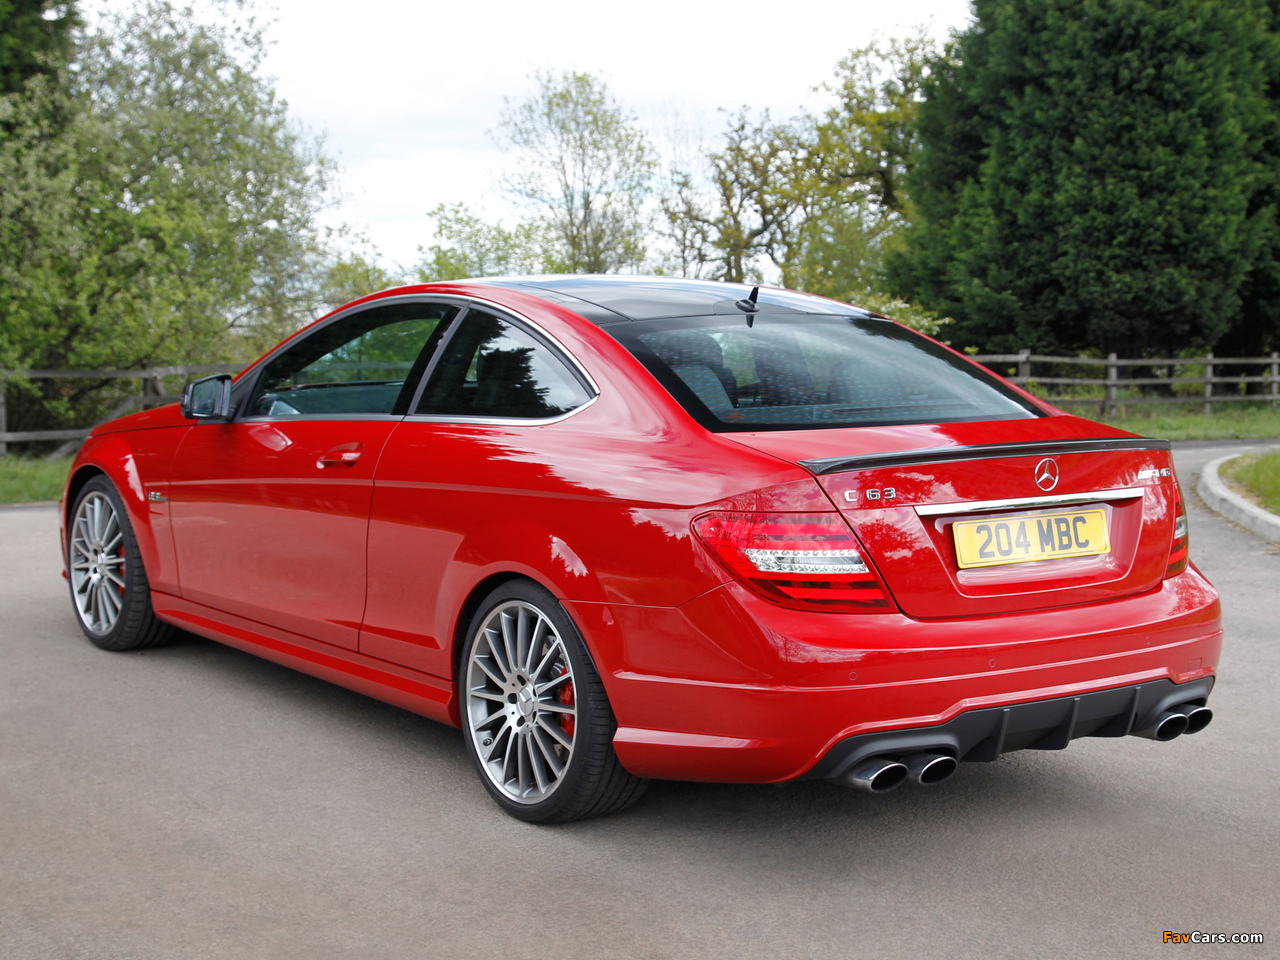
[952,509,1110,568]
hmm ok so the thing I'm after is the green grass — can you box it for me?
[1221,451,1280,516]
[1085,404,1280,441]
[0,457,72,505]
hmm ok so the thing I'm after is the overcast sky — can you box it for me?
[96,0,975,269]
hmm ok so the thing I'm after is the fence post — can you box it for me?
[1272,352,1278,410]
[1017,349,1030,383]
[0,378,6,457]
[1106,353,1118,418]
[1204,352,1214,415]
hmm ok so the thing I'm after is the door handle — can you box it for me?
[317,442,363,468]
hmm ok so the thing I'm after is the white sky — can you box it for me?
[96,0,975,269]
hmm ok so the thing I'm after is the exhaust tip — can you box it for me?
[840,757,909,794]
[1134,710,1190,741]
[1183,705,1213,735]
[903,753,958,786]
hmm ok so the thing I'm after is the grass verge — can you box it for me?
[0,457,72,505]
[1220,452,1280,516]
[1083,405,1280,441]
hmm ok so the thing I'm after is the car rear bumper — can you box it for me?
[803,675,1214,782]
[569,564,1222,783]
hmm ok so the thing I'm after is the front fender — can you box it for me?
[66,428,187,594]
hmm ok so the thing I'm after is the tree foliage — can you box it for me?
[494,70,654,273]
[415,203,545,281]
[890,0,1277,357]
[654,36,939,313]
[0,0,77,96]
[0,0,336,435]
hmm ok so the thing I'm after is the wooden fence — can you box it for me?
[972,351,1280,417]
[0,364,241,456]
[2,352,1279,456]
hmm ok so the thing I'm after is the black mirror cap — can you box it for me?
[180,374,234,420]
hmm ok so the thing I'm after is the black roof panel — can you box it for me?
[484,275,869,322]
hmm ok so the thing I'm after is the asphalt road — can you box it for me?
[1,440,1277,960]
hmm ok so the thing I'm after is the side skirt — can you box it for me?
[151,592,458,727]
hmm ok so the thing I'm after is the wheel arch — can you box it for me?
[62,431,183,594]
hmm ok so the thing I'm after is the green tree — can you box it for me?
[0,0,336,436]
[414,202,545,280]
[890,0,1275,357]
[657,37,938,302]
[494,70,654,273]
[0,0,77,96]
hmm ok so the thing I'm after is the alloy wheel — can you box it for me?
[464,600,577,804]
[70,491,127,636]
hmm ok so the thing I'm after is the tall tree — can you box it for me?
[0,0,77,96]
[0,0,336,435]
[414,202,545,281]
[890,0,1275,357]
[657,37,938,300]
[494,70,654,273]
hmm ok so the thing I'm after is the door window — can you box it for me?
[249,302,458,417]
[414,311,592,419]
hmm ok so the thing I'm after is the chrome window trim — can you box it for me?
[406,294,601,426]
[231,289,602,426]
[450,293,602,397]
[913,487,1146,517]
[236,413,405,424]
[403,392,600,427]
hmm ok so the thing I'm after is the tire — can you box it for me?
[67,475,174,651]
[459,580,648,822]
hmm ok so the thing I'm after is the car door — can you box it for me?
[169,300,459,650]
[360,307,596,675]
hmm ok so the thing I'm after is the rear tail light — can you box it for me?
[1165,481,1189,578]
[692,512,895,612]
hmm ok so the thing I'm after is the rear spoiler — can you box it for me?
[800,438,1172,476]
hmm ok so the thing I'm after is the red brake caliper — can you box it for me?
[558,666,575,739]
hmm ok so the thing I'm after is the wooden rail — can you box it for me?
[972,351,1280,417]
[0,364,241,455]
[2,352,1278,456]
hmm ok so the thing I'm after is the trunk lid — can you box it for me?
[727,417,1180,618]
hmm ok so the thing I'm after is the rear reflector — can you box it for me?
[1165,481,1189,578]
[692,512,895,612]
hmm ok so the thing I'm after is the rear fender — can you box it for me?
[438,519,618,713]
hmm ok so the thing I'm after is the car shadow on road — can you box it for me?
[121,627,1197,878]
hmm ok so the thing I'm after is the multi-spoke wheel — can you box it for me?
[460,580,648,822]
[67,476,173,651]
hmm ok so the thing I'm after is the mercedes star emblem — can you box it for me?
[1034,457,1060,492]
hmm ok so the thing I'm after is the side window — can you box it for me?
[414,311,592,419]
[249,302,457,417]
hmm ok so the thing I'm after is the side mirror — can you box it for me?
[180,374,234,420]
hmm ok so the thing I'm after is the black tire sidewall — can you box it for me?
[459,579,610,823]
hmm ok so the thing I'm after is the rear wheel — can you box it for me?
[68,476,174,651]
[460,580,647,822]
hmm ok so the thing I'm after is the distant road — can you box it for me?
[1,439,1276,959]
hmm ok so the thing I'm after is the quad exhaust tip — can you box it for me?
[1183,704,1213,735]
[841,757,909,793]
[1133,702,1214,741]
[839,753,958,793]
[903,752,958,786]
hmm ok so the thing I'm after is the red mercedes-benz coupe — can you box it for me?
[60,276,1220,821]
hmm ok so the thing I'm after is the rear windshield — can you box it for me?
[607,314,1043,431]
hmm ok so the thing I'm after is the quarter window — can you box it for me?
[414,311,592,419]
[249,302,457,417]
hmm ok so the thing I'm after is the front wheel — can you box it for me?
[68,476,174,651]
[460,580,647,822]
